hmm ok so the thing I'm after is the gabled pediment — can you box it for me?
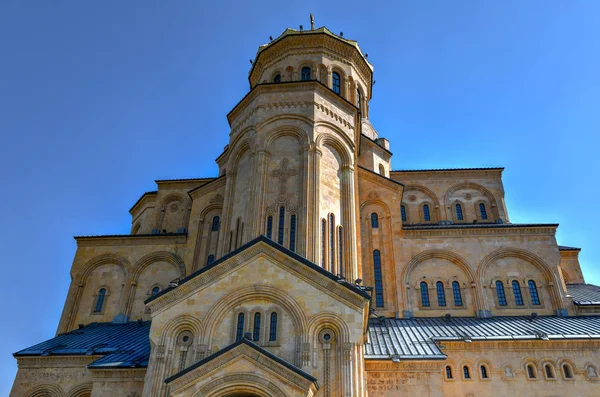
[165,339,318,397]
[146,236,370,314]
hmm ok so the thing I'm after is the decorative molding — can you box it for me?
[89,368,147,380]
[75,234,187,247]
[16,355,98,369]
[403,226,557,238]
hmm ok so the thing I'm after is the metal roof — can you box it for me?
[366,316,600,360]
[567,284,600,305]
[559,245,582,251]
[14,321,151,368]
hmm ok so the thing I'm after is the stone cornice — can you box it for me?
[16,355,98,369]
[440,339,600,352]
[365,360,444,372]
[358,166,404,192]
[155,178,214,191]
[75,233,187,247]
[188,175,226,201]
[147,239,368,314]
[402,224,557,239]
[129,191,157,215]
[89,368,147,380]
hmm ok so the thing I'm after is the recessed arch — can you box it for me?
[24,384,66,397]
[262,124,311,151]
[77,253,131,282]
[192,373,288,397]
[159,314,204,345]
[66,383,93,397]
[315,132,353,167]
[403,185,442,218]
[444,182,500,220]
[132,251,186,281]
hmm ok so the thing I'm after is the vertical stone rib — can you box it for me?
[341,165,358,281]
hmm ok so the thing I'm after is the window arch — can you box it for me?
[479,203,488,220]
[527,364,537,379]
[277,206,285,245]
[445,365,453,379]
[211,216,220,231]
[512,280,524,305]
[371,212,379,228]
[289,214,297,252]
[586,365,598,378]
[301,67,311,81]
[423,204,431,222]
[332,72,341,94]
[463,365,471,379]
[436,281,446,307]
[496,281,507,306]
[252,312,261,341]
[455,203,464,221]
[544,364,555,379]
[266,215,273,239]
[420,282,430,307]
[94,288,106,313]
[373,250,384,307]
[528,280,540,305]
[401,205,407,222]
[452,281,463,306]
[235,313,245,341]
[378,164,385,175]
[269,312,278,341]
[562,364,574,379]
[480,365,489,379]
[207,254,215,266]
[273,74,281,83]
[151,286,160,296]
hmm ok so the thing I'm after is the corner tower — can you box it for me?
[216,25,374,281]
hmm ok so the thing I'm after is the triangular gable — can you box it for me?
[165,338,318,396]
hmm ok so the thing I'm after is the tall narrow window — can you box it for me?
[266,216,273,239]
[357,89,362,114]
[563,364,573,379]
[253,312,261,341]
[211,216,220,231]
[338,226,343,276]
[527,364,536,379]
[371,213,379,228]
[289,215,297,252]
[420,282,430,307]
[236,313,245,341]
[455,204,463,221]
[207,255,215,266]
[329,214,335,271]
[463,366,471,379]
[277,206,285,245]
[273,74,281,83]
[528,280,540,305]
[496,281,507,306]
[94,288,106,313]
[151,286,160,296]
[545,364,555,379]
[423,204,431,221]
[332,72,341,94]
[436,281,446,307]
[301,67,311,81]
[479,203,488,220]
[269,312,277,341]
[321,219,327,267]
[446,366,453,379]
[481,365,489,379]
[373,250,384,307]
[512,280,524,305]
[401,205,407,222]
[452,281,463,306]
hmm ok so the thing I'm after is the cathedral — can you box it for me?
[11,22,600,397]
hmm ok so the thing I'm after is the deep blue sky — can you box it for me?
[1,1,599,393]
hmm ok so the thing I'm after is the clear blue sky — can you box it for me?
[1,1,599,393]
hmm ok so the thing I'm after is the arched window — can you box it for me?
[586,365,598,378]
[446,366,453,379]
[266,216,273,239]
[436,281,446,307]
[273,74,281,83]
[512,280,524,305]
[496,281,507,306]
[211,216,220,231]
[545,364,555,379]
[253,312,261,341]
[151,286,160,296]
[528,280,540,305]
[332,72,341,94]
[236,313,245,341]
[452,281,463,306]
[371,212,379,228]
[463,366,471,379]
[480,365,489,379]
[563,364,573,379]
[329,214,335,271]
[94,288,106,313]
[455,204,463,221]
[378,164,385,175]
[420,282,430,307]
[207,254,215,266]
[479,203,488,220]
[269,312,278,341]
[277,206,285,245]
[289,214,297,252]
[401,205,407,222]
[527,364,537,379]
[423,204,431,221]
[357,89,362,114]
[338,226,343,275]
[373,250,384,307]
[301,67,311,81]
[321,219,327,267]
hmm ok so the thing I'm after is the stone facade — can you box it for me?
[10,24,600,397]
